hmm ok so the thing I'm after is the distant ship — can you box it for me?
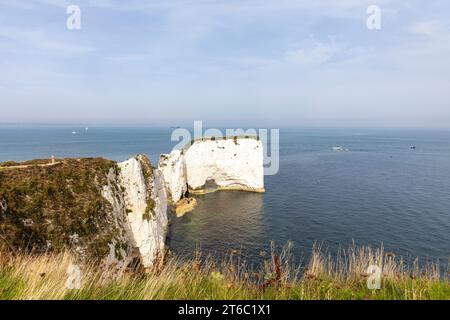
[410,146,417,149]
[71,131,77,135]
[170,125,181,129]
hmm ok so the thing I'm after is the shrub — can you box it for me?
[0,161,19,167]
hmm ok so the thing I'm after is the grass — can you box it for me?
[0,242,448,300]
[0,159,63,168]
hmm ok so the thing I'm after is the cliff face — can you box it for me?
[159,137,265,202]
[158,150,187,203]
[185,138,265,192]
[0,156,168,268]
[118,155,168,268]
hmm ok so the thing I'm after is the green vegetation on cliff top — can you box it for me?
[0,158,121,262]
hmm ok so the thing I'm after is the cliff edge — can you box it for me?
[0,156,168,268]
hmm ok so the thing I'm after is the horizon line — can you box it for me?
[1,122,450,131]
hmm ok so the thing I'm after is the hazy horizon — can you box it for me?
[1,1,450,128]
[2,122,450,132]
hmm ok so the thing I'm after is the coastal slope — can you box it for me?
[0,156,168,268]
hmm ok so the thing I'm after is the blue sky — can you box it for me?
[0,0,450,128]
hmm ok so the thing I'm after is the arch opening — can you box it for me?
[204,179,219,192]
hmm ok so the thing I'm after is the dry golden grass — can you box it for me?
[1,242,448,300]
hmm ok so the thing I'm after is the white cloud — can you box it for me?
[410,20,450,39]
[0,25,95,56]
[283,38,342,67]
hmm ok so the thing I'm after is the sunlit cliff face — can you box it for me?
[159,137,265,204]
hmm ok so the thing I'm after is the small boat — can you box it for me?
[72,131,77,135]
[332,146,344,151]
[410,146,416,149]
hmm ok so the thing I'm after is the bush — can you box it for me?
[0,161,19,167]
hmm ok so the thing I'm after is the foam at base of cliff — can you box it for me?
[118,156,168,268]
[184,138,264,191]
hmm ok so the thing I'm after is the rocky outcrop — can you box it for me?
[158,150,187,203]
[158,137,264,201]
[100,167,134,267]
[185,137,265,192]
[0,156,168,269]
[118,155,168,268]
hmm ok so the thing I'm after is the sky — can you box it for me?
[0,0,449,128]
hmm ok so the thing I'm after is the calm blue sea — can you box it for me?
[1,125,449,265]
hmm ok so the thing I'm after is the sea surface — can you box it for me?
[1,125,449,266]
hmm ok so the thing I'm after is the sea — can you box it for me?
[1,125,449,266]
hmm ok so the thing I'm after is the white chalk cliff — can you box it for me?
[100,167,134,268]
[158,150,187,203]
[118,155,168,268]
[185,138,264,192]
[100,138,263,267]
[159,137,264,202]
